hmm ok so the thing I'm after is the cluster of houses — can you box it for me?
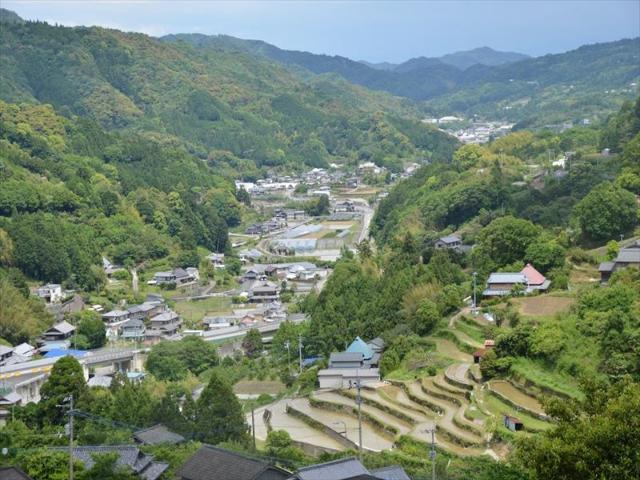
[599,240,640,283]
[318,336,385,389]
[2,442,412,480]
[101,294,182,341]
[203,301,288,330]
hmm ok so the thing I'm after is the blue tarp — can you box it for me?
[43,349,87,359]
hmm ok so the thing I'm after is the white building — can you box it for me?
[36,284,63,303]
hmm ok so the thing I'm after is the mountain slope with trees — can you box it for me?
[167,33,639,127]
[0,13,457,174]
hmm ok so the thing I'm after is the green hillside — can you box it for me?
[168,33,639,127]
[0,19,457,174]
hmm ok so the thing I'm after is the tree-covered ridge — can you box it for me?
[0,100,238,293]
[169,33,639,127]
[373,98,640,248]
[0,20,458,173]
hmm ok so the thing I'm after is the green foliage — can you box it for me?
[573,182,637,241]
[77,452,137,480]
[242,328,263,358]
[39,356,88,425]
[516,378,640,480]
[16,449,83,480]
[74,311,107,349]
[194,370,248,444]
[146,336,219,381]
[0,277,52,344]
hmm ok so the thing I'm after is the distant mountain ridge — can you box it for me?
[363,46,530,72]
[166,33,639,126]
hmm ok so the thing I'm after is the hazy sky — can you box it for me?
[4,1,639,62]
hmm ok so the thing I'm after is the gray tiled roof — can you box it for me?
[370,465,412,480]
[329,352,364,363]
[616,249,640,263]
[487,273,526,284]
[0,467,33,480]
[134,424,185,445]
[178,445,289,480]
[49,320,75,334]
[293,458,369,480]
[55,445,168,480]
[438,234,461,244]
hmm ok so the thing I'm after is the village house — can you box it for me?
[290,457,411,480]
[133,424,185,446]
[248,280,280,303]
[148,311,182,337]
[127,301,165,321]
[102,309,130,326]
[318,367,381,389]
[333,200,355,213]
[102,256,123,278]
[178,445,290,480]
[207,252,225,269]
[120,318,146,341]
[0,388,23,426]
[483,264,550,298]
[35,284,63,303]
[599,240,640,283]
[0,345,13,365]
[39,321,75,344]
[434,234,462,249]
[57,446,168,480]
[152,267,199,287]
[329,352,365,369]
[238,248,262,263]
[203,316,233,330]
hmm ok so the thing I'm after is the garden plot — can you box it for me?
[512,295,574,317]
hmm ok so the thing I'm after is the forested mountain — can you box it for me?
[0,14,457,175]
[167,33,639,126]
[361,47,528,72]
[394,47,530,72]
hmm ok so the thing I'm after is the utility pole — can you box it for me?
[472,271,478,314]
[350,373,363,461]
[68,394,74,480]
[298,334,303,374]
[425,424,437,480]
[285,340,291,375]
[251,408,256,450]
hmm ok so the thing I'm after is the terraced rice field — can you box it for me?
[432,338,473,362]
[488,380,546,416]
[250,399,345,451]
[252,310,561,460]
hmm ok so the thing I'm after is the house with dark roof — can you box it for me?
[434,234,462,250]
[178,444,290,480]
[329,352,365,369]
[55,445,168,480]
[288,457,410,480]
[0,467,33,480]
[121,318,146,340]
[599,240,640,283]
[39,321,75,343]
[133,424,185,445]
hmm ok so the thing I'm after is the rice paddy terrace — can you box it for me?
[249,311,564,460]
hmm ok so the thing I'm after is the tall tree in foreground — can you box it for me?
[516,377,640,480]
[194,370,248,445]
[39,356,87,425]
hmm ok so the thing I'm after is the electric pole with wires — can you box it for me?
[58,394,75,480]
[349,373,363,461]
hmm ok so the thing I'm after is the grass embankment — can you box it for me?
[174,296,233,325]
[510,358,583,400]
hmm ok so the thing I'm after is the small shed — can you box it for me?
[472,349,486,364]
[504,414,524,432]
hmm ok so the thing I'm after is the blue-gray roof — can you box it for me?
[487,273,526,284]
[294,457,368,480]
